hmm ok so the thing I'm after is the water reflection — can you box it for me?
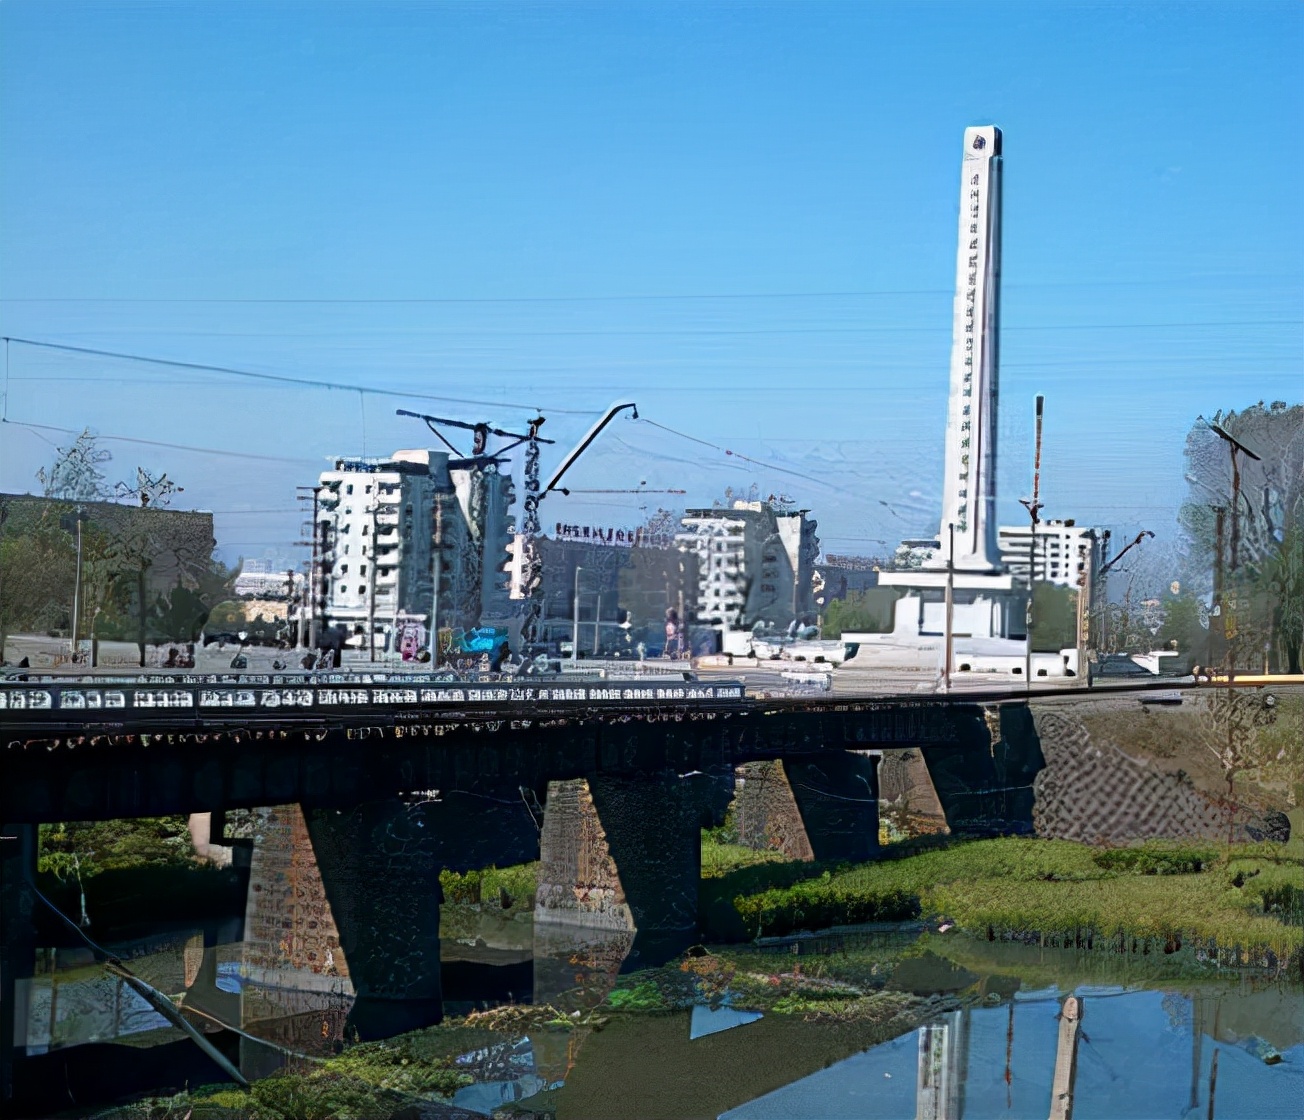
[449,1035,561,1115]
[17,876,1301,1120]
[690,1001,764,1040]
[721,988,1304,1120]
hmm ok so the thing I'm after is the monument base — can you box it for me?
[844,570,1079,679]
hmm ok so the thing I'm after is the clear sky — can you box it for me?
[1,1,1300,573]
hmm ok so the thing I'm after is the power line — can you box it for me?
[1,418,320,465]
[632,418,910,521]
[0,336,595,415]
[1,276,1298,304]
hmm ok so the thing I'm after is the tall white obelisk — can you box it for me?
[862,126,1038,673]
[926,125,1003,573]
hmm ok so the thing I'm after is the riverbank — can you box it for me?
[716,835,1303,970]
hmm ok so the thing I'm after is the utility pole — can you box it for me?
[71,509,85,658]
[1204,420,1261,574]
[1019,395,1045,691]
[309,486,320,650]
[1075,536,1092,677]
[428,496,443,668]
[1097,529,1153,657]
[572,565,583,664]
[295,486,323,652]
[943,522,955,692]
[1213,505,1227,676]
[366,495,377,663]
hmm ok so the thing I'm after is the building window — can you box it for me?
[362,524,369,536]
[360,564,367,577]
[346,484,354,495]
[340,564,349,575]
[358,585,366,595]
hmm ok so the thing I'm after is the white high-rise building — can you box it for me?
[676,501,819,640]
[998,520,1104,589]
[315,449,514,653]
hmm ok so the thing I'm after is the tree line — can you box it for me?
[0,430,237,665]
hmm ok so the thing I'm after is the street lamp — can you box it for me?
[1202,418,1262,574]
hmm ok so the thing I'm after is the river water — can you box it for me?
[24,916,1301,1119]
[544,934,1302,1120]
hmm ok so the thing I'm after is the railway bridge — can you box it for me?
[1,672,1051,1046]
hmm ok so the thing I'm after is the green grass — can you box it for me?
[700,838,795,878]
[439,861,538,908]
[730,838,1304,964]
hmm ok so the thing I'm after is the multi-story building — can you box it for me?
[315,449,514,653]
[997,520,1104,589]
[816,554,881,610]
[675,501,819,639]
[233,560,301,599]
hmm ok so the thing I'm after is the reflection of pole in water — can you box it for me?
[1189,995,1203,1115]
[917,1010,967,1120]
[1004,999,1015,1111]
[1049,995,1082,1120]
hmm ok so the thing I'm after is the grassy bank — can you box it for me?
[728,837,1303,966]
[91,1005,580,1120]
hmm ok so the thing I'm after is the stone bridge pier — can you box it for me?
[297,787,541,1039]
[733,752,882,862]
[733,704,1046,857]
[534,770,735,973]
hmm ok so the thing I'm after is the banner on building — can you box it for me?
[554,523,646,548]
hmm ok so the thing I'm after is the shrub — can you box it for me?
[439,862,538,909]
[1093,844,1218,876]
[607,980,667,1011]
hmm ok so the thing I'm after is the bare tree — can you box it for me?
[113,467,184,509]
[36,428,112,502]
[1196,689,1279,842]
[1180,402,1304,672]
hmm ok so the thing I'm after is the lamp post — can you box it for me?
[1019,395,1045,692]
[1203,420,1261,575]
[1203,419,1262,679]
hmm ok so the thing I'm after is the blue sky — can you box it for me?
[1,1,1300,570]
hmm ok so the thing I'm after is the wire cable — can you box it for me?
[633,419,911,520]
[1,418,320,465]
[1,336,594,415]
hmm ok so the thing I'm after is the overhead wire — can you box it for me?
[1,275,1298,303]
[633,418,911,521]
[0,336,596,415]
[1,418,321,465]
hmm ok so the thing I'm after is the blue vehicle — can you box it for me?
[450,626,509,656]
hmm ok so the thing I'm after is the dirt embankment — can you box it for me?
[1030,691,1301,844]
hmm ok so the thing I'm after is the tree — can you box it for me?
[1262,523,1303,674]
[1154,593,1209,671]
[35,428,112,502]
[1030,583,1077,652]
[823,588,900,636]
[1179,402,1303,672]
[113,467,184,509]
[0,510,76,655]
[1196,689,1281,842]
